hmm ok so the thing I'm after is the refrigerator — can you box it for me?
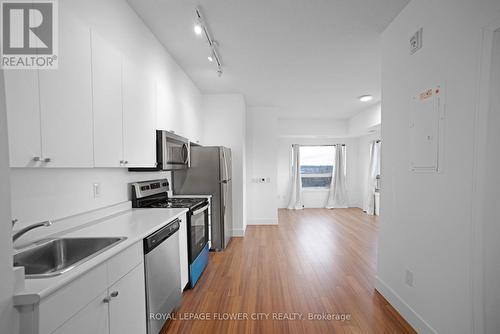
[173,146,233,251]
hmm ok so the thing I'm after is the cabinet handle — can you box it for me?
[110,291,119,298]
[43,158,51,163]
[33,156,40,161]
[103,297,110,303]
[119,160,124,165]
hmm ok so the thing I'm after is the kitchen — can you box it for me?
[2,0,244,333]
[2,0,500,334]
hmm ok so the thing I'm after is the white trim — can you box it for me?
[301,173,332,178]
[232,228,246,237]
[375,277,437,334]
[246,218,278,225]
[301,188,329,192]
[470,16,500,334]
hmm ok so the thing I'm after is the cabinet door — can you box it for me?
[156,79,180,134]
[4,70,42,167]
[91,31,124,167]
[51,292,109,334]
[122,59,156,168]
[108,264,147,334]
[179,213,189,290]
[38,11,93,167]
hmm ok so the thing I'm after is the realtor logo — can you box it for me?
[1,0,58,69]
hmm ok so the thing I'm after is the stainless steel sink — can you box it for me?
[14,237,127,278]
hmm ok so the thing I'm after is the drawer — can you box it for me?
[107,241,142,286]
[38,263,107,334]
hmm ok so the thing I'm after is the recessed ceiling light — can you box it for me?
[359,95,373,102]
[194,24,202,35]
[207,55,213,62]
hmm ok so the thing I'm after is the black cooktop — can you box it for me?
[149,198,207,210]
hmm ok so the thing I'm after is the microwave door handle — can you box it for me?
[221,149,228,182]
[182,144,189,164]
[161,133,168,168]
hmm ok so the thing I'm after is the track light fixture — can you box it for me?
[194,7,223,77]
[359,95,373,102]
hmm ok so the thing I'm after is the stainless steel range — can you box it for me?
[132,180,210,289]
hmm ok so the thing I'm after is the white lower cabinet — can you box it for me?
[178,213,189,290]
[49,264,146,334]
[51,292,109,334]
[18,242,147,334]
[108,264,147,334]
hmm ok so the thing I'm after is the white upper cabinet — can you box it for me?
[156,79,181,134]
[38,11,93,167]
[122,58,156,168]
[91,31,124,168]
[4,70,42,167]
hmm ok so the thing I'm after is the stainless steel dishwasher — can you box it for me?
[143,218,182,334]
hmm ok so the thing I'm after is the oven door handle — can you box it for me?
[192,205,209,216]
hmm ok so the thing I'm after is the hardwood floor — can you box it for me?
[162,208,416,334]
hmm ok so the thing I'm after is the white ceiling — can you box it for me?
[127,0,409,118]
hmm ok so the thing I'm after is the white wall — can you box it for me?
[10,169,171,225]
[246,107,279,225]
[348,103,381,136]
[201,94,247,235]
[278,118,348,138]
[377,1,500,333]
[0,63,19,334]
[276,137,361,208]
[9,0,203,229]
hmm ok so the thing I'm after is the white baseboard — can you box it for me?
[247,218,278,225]
[375,277,437,334]
[232,228,246,237]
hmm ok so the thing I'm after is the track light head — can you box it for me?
[194,23,202,35]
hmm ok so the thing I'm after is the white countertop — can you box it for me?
[13,207,188,306]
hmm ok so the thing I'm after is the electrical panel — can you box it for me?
[409,85,445,172]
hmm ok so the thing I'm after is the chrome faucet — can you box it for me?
[12,220,52,242]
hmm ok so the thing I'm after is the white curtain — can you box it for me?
[287,144,303,210]
[363,141,381,215]
[326,144,348,209]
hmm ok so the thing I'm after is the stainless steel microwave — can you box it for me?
[129,130,190,171]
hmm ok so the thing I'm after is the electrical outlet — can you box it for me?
[93,183,101,198]
[410,28,423,54]
[405,269,414,287]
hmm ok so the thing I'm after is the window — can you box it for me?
[299,146,335,189]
